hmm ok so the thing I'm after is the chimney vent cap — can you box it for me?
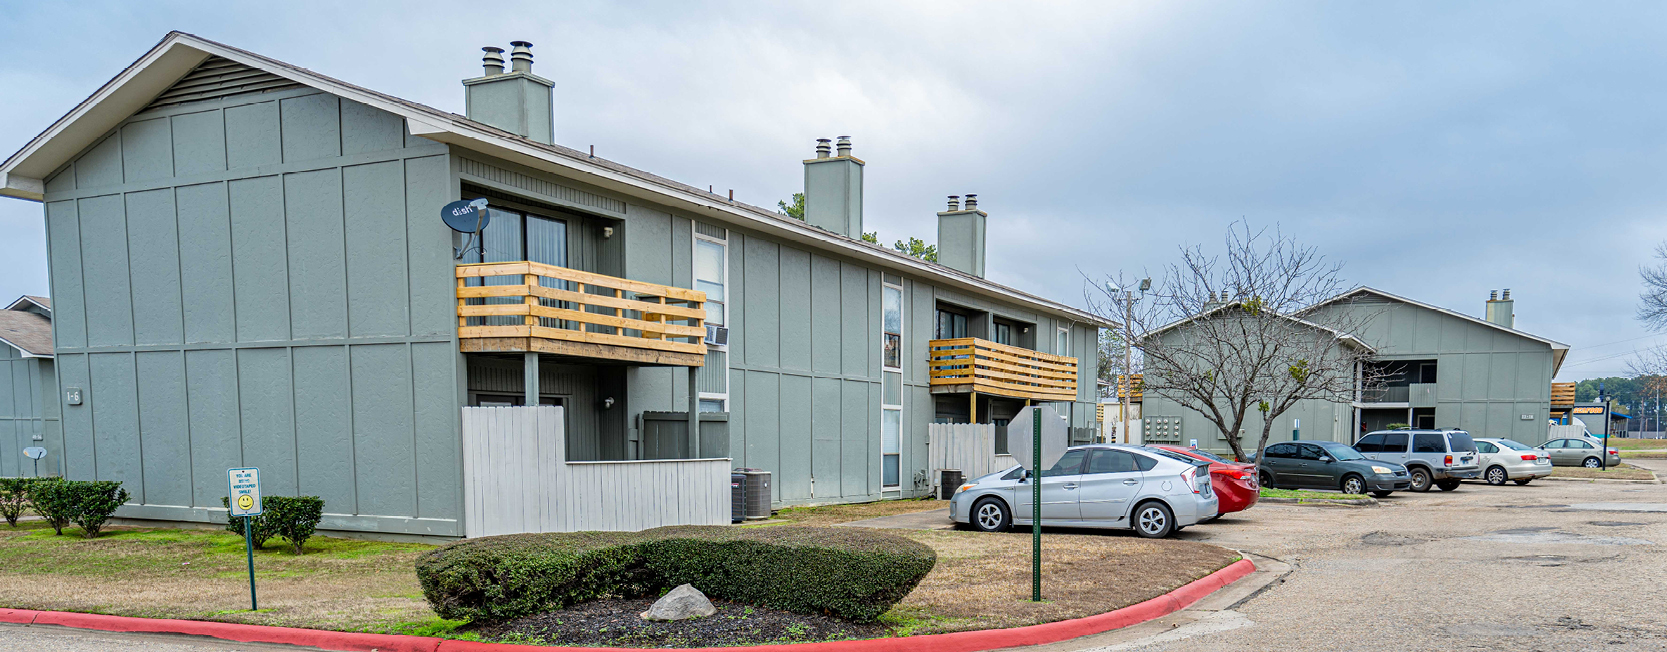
[964,193,978,210]
[815,138,832,159]
[947,195,960,211]
[509,41,534,73]
[835,136,852,157]
[481,47,506,75]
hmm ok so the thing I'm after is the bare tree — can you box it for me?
[1638,243,1667,330]
[1087,221,1382,461]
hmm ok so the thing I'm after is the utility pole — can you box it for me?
[1108,278,1149,445]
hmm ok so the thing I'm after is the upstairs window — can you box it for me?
[936,309,968,339]
[695,238,726,326]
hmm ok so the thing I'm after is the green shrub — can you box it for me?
[27,478,76,536]
[67,480,128,538]
[265,496,325,554]
[415,526,935,625]
[221,497,274,549]
[0,477,35,527]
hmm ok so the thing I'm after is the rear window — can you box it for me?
[1497,439,1533,451]
[1412,433,1445,453]
[1447,432,1477,453]
[1146,447,1206,467]
[1186,449,1234,464]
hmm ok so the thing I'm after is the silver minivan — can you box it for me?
[1354,429,1481,492]
[948,444,1218,538]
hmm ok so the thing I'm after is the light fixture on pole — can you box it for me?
[1105,278,1150,445]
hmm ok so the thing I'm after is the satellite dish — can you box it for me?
[445,198,491,260]
[22,447,45,460]
[443,198,490,233]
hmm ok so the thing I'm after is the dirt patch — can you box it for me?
[772,498,947,526]
[1360,531,1428,546]
[1550,465,1656,481]
[480,598,882,647]
[887,529,1238,634]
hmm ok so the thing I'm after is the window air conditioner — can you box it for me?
[705,325,729,346]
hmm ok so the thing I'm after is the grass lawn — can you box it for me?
[0,520,453,636]
[1603,438,1667,450]
[1620,450,1667,459]
[773,497,946,526]
[1548,464,1657,481]
[1258,487,1370,501]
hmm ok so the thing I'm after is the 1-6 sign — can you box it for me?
[228,468,263,516]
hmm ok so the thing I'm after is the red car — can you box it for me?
[1150,445,1259,517]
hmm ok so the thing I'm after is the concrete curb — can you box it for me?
[1257,496,1378,506]
[1541,475,1661,485]
[0,560,1258,652]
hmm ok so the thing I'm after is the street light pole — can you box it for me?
[1121,289,1133,445]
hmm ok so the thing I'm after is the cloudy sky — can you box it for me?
[2,1,1664,380]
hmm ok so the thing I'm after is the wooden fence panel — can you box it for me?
[462,406,731,537]
[927,423,1017,496]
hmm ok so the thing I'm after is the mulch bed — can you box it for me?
[477,598,885,647]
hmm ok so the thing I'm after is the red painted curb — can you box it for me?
[7,558,1256,652]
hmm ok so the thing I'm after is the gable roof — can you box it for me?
[4,296,50,313]
[1306,287,1570,374]
[1141,301,1377,354]
[0,31,1113,330]
[0,309,52,358]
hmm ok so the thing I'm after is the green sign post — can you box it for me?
[228,467,264,611]
[1031,408,1042,602]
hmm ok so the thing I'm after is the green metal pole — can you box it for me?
[244,515,257,611]
[1032,408,1042,602]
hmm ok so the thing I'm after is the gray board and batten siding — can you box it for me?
[28,51,1102,535]
[0,345,57,478]
[39,79,465,537]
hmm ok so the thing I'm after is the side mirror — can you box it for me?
[1318,456,1332,463]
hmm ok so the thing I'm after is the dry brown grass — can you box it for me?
[1549,464,1657,481]
[884,529,1238,634]
[0,521,444,634]
[772,497,949,526]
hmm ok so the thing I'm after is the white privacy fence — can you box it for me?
[1547,424,1588,441]
[927,423,1016,496]
[462,406,732,537]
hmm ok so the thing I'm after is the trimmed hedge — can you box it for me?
[416,526,935,624]
[0,477,34,526]
[27,478,74,535]
[67,480,128,538]
[222,496,275,549]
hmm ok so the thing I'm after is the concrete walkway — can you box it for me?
[832,507,957,530]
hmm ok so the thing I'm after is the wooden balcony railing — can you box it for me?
[456,261,707,367]
[928,337,1078,402]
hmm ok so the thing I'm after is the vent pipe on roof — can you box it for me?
[803,137,864,238]
[463,41,555,144]
[482,47,505,75]
[947,195,960,211]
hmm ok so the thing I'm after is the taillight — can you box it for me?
[1182,467,1202,493]
[1444,455,1453,466]
[1609,449,1618,455]
[1520,454,1537,461]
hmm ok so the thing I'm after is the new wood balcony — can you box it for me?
[927,337,1079,402]
[456,262,707,367]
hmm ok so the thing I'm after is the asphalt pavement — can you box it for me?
[2,463,1664,651]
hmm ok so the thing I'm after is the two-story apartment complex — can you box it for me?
[1140,287,1570,450]
[0,296,56,477]
[0,32,1108,538]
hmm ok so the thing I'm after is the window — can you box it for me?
[993,417,1010,455]
[1412,433,1445,453]
[1133,453,1159,471]
[1572,439,1594,450]
[1296,444,1324,461]
[936,308,968,339]
[1419,363,1438,384]
[1381,433,1408,453]
[694,238,726,326]
[881,278,904,488]
[698,399,726,413]
[994,322,1012,346]
[1265,443,1297,458]
[1497,439,1533,451]
[1041,449,1088,477]
[1085,449,1138,474]
[1355,434,1384,453]
[462,205,567,327]
[1476,441,1498,454]
[1056,327,1070,356]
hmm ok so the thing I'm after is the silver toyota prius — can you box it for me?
[948,444,1219,538]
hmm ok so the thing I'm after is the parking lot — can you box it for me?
[1050,457,1667,651]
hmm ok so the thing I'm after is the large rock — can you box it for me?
[641,583,717,621]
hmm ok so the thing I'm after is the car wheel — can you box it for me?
[1409,468,1432,492]
[1341,474,1366,495]
[1583,457,1602,469]
[1513,479,1533,486]
[1371,490,1393,498]
[970,498,1011,533]
[1485,466,1509,486]
[1436,479,1461,491]
[1133,501,1175,539]
[1259,470,1276,489]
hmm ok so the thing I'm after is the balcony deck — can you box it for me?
[456,261,707,367]
[928,337,1078,402]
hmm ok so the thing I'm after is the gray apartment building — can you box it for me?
[0,296,56,477]
[1140,287,1570,450]
[0,32,1107,538]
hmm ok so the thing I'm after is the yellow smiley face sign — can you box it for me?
[227,467,263,516]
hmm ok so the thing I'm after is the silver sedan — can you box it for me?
[1474,437,1552,485]
[948,444,1219,538]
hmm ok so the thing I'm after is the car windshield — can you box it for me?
[1316,442,1365,461]
[1447,432,1478,452]
[1496,439,1534,451]
[1184,448,1234,464]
